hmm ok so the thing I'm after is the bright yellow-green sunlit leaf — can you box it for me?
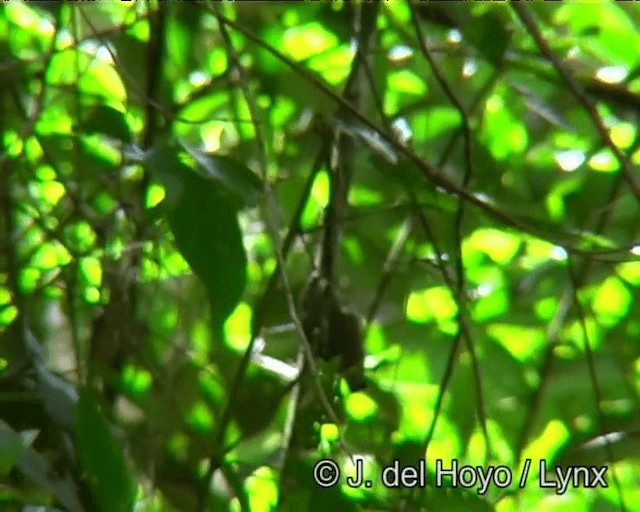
[365,322,386,354]
[320,423,339,443]
[246,467,278,512]
[472,287,508,322]
[67,221,97,253]
[521,420,570,477]
[349,186,383,206]
[562,317,603,350]
[121,364,153,395]
[186,400,214,433]
[588,149,618,172]
[283,23,338,61]
[32,242,71,269]
[224,302,252,351]
[488,324,546,363]
[592,277,631,322]
[145,183,166,209]
[534,296,558,321]
[481,93,528,160]
[617,261,640,286]
[309,46,352,85]
[345,392,378,422]
[388,69,427,95]
[29,181,65,208]
[80,61,127,104]
[80,257,102,287]
[406,286,457,324]
[468,228,521,264]
[301,170,329,229]
[610,122,636,149]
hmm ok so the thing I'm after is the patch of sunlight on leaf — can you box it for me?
[521,238,558,269]
[555,149,585,172]
[32,241,71,269]
[539,493,589,512]
[388,69,427,95]
[588,149,618,172]
[562,317,603,350]
[94,192,116,215]
[161,249,190,277]
[270,97,296,126]
[79,61,127,104]
[616,261,640,286]
[386,2,410,22]
[545,190,565,222]
[186,400,214,434]
[35,165,56,181]
[7,4,54,35]
[81,135,121,166]
[406,286,457,324]
[554,3,640,68]
[224,302,252,351]
[466,428,487,465]
[0,305,18,326]
[207,47,228,75]
[309,45,352,85]
[121,364,152,396]
[29,180,65,208]
[596,65,628,84]
[66,221,97,253]
[520,419,570,476]
[346,392,378,422]
[19,268,40,293]
[472,287,508,322]
[5,131,23,158]
[145,183,165,208]
[427,431,461,469]
[349,185,383,206]
[311,170,329,207]
[534,296,558,321]
[201,122,224,153]
[365,322,386,354]
[246,466,278,512]
[283,22,338,61]
[301,171,328,229]
[198,370,224,405]
[320,423,339,443]
[610,121,635,149]
[481,93,528,160]
[395,381,438,441]
[487,324,546,363]
[592,277,631,323]
[83,287,100,304]
[414,107,460,141]
[467,228,521,265]
[80,257,102,287]
[0,288,11,305]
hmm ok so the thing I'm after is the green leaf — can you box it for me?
[180,142,263,207]
[146,144,248,330]
[78,104,132,143]
[167,171,247,329]
[76,389,135,512]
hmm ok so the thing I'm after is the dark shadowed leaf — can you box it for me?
[180,142,263,207]
[78,105,133,143]
[146,143,248,331]
[76,389,135,512]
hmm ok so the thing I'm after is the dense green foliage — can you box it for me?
[1,2,640,511]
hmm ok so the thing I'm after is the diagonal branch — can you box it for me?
[512,4,640,201]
